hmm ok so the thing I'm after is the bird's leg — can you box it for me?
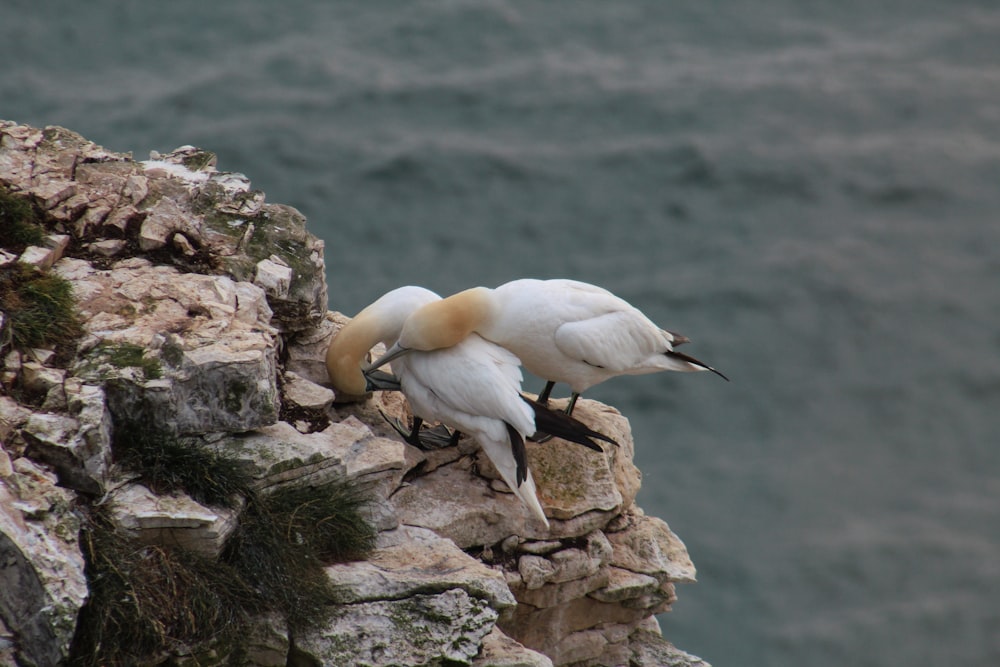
[379,409,459,450]
[404,416,426,448]
[537,380,556,405]
[564,392,580,417]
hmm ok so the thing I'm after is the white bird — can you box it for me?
[325,285,614,528]
[369,278,728,416]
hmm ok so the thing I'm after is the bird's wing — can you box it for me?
[404,336,535,435]
[553,309,668,372]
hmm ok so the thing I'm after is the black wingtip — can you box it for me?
[521,396,619,450]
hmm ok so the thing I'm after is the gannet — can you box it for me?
[369,278,728,415]
[326,285,615,527]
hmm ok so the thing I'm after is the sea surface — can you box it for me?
[4,2,1000,665]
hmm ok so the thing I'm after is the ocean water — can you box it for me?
[4,2,1000,665]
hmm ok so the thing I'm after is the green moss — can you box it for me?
[0,264,83,352]
[159,337,184,368]
[98,341,163,380]
[223,377,250,414]
[181,150,216,172]
[0,187,46,248]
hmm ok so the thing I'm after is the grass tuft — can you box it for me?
[112,420,254,509]
[0,187,46,249]
[0,264,83,352]
[74,416,379,663]
[222,479,377,631]
[69,510,264,667]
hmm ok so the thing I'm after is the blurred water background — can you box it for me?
[4,2,1000,665]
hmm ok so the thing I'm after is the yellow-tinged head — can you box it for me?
[397,287,493,351]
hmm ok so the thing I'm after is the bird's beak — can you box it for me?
[365,342,410,372]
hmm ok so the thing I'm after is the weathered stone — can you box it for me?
[172,232,197,256]
[295,589,498,667]
[208,420,346,492]
[587,567,661,604]
[18,246,58,270]
[501,595,668,666]
[20,363,66,395]
[0,457,87,667]
[107,483,241,558]
[87,238,126,257]
[519,554,557,590]
[549,547,602,584]
[607,512,696,583]
[254,257,293,299]
[325,525,515,610]
[511,569,610,610]
[21,412,107,494]
[60,257,281,435]
[29,179,76,209]
[322,416,411,483]
[524,399,640,522]
[0,396,31,444]
[473,626,554,667]
[49,192,90,221]
[518,540,564,555]
[629,628,712,667]
[26,348,55,366]
[285,312,339,386]
[139,196,202,251]
[282,370,335,412]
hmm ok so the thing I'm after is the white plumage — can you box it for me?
[371,278,726,414]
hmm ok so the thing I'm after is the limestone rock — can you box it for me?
[285,311,339,386]
[207,420,347,493]
[628,628,712,667]
[62,258,281,435]
[282,370,335,412]
[324,525,515,611]
[607,512,696,584]
[588,567,661,604]
[254,257,293,299]
[525,399,640,521]
[106,483,241,558]
[21,412,108,495]
[295,588,498,667]
[0,457,87,667]
[474,627,554,667]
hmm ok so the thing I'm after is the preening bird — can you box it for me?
[369,278,728,416]
[325,285,615,528]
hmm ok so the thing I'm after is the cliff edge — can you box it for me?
[0,121,709,667]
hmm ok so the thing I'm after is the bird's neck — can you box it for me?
[325,312,386,395]
[400,287,495,350]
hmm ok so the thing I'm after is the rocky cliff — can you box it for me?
[0,121,709,667]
